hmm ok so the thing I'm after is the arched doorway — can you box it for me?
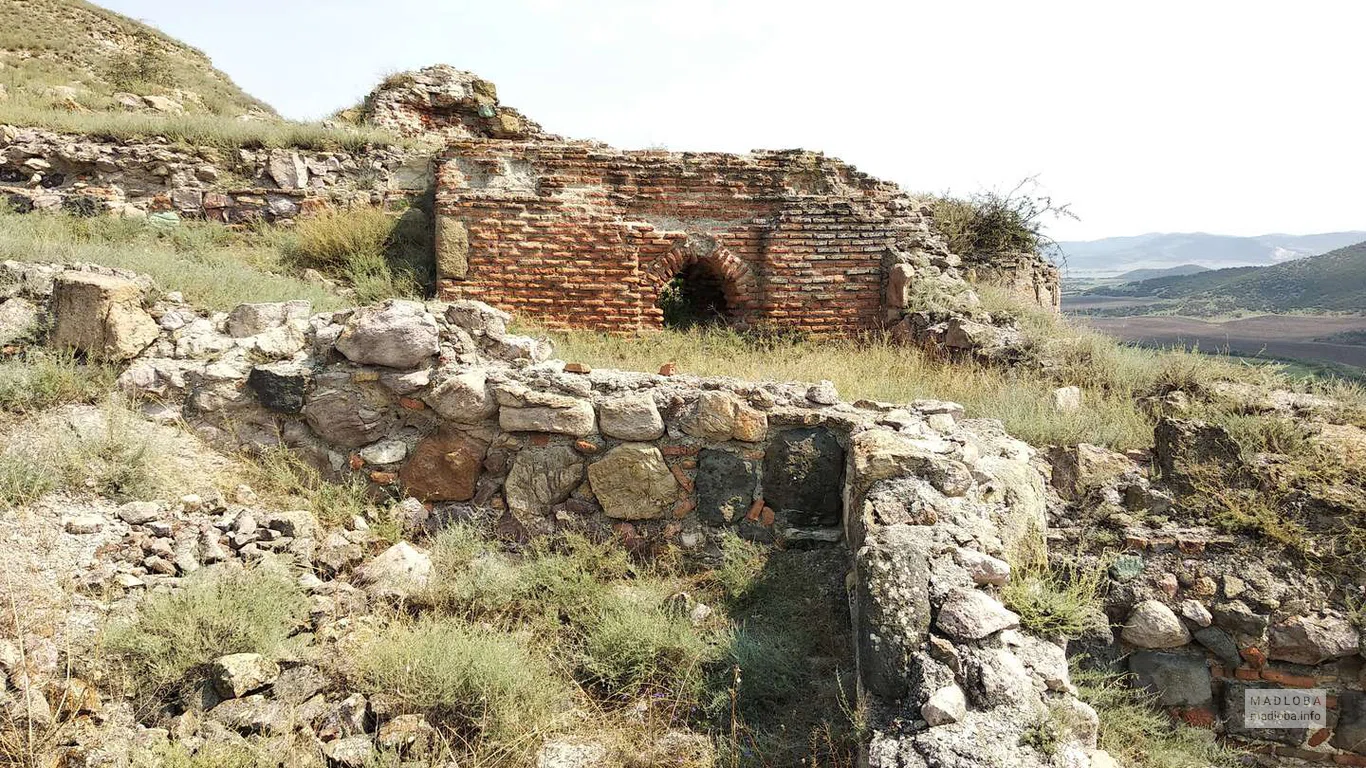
[657,260,730,329]
[643,235,757,331]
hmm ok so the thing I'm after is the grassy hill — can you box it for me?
[0,0,403,149]
[1088,239,1366,315]
[0,0,272,116]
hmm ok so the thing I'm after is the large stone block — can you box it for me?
[1333,691,1366,754]
[505,445,583,515]
[598,393,664,441]
[855,524,932,699]
[49,271,159,361]
[436,215,469,279]
[1127,651,1212,707]
[400,430,487,502]
[762,427,844,526]
[334,300,439,369]
[695,448,757,525]
[587,443,678,520]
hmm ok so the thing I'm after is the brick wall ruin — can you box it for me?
[433,141,959,335]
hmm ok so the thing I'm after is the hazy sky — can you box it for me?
[96,0,1365,241]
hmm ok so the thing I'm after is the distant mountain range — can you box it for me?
[1114,264,1210,282]
[1057,232,1366,277]
[1084,239,1366,315]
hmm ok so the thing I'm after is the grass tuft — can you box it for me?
[0,352,117,414]
[348,618,562,747]
[101,564,309,696]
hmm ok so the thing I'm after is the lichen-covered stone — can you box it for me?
[695,449,756,525]
[935,587,1020,641]
[505,445,583,515]
[683,391,767,442]
[762,427,844,526]
[587,443,678,520]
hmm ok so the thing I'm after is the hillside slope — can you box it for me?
[1059,231,1366,275]
[0,0,273,116]
[1114,264,1210,282]
[1089,239,1366,314]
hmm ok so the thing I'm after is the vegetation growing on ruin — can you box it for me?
[927,178,1075,261]
[1075,666,1242,768]
[0,205,424,311]
[282,205,433,302]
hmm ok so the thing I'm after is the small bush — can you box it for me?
[248,445,376,529]
[709,531,766,602]
[581,586,714,701]
[101,565,309,695]
[928,178,1074,261]
[282,207,427,302]
[0,455,56,509]
[350,619,561,746]
[0,353,116,414]
[1002,536,1106,639]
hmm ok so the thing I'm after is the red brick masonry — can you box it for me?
[434,141,945,335]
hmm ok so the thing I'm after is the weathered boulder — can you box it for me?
[49,272,159,361]
[210,653,279,700]
[209,695,288,734]
[497,385,596,436]
[226,300,310,338]
[505,445,584,515]
[856,525,933,699]
[597,393,665,441]
[1121,600,1191,649]
[683,391,767,442]
[0,297,39,346]
[956,549,1011,586]
[1154,418,1241,486]
[400,430,486,502]
[1127,651,1212,707]
[334,300,439,369]
[377,713,439,757]
[444,300,509,338]
[921,685,967,726]
[762,427,844,526]
[302,375,395,447]
[1047,443,1133,501]
[356,541,433,600]
[322,735,375,768]
[587,443,678,520]
[1267,614,1360,665]
[424,368,497,422]
[935,587,1020,641]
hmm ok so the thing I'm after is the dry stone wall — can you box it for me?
[0,261,1110,767]
[0,125,430,222]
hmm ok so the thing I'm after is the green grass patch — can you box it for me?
[0,208,345,312]
[0,352,116,414]
[1002,534,1107,639]
[281,206,430,303]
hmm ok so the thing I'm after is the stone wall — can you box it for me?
[1048,438,1366,763]
[0,261,1111,767]
[0,125,430,222]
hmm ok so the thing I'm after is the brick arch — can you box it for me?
[641,235,758,327]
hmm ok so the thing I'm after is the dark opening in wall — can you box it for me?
[658,263,730,329]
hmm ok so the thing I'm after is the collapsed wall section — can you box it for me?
[433,141,951,335]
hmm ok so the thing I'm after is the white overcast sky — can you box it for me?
[96,0,1364,241]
